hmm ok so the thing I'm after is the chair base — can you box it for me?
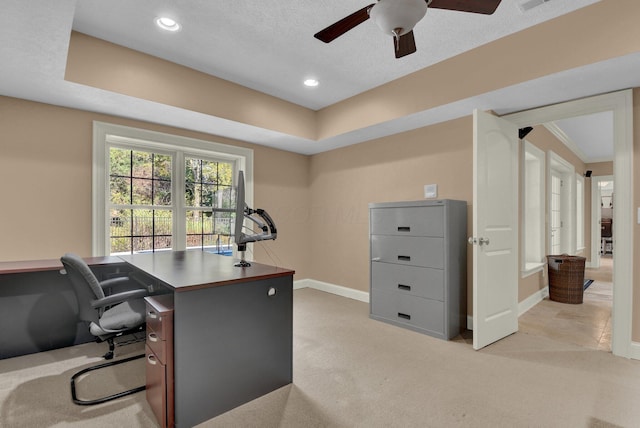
[98,326,146,360]
[70,354,146,405]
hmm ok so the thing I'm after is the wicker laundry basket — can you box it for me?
[546,255,586,304]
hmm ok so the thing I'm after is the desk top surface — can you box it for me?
[119,251,294,292]
[0,256,123,275]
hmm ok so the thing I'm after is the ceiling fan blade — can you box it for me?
[314,4,375,43]
[395,31,417,59]
[428,0,502,15]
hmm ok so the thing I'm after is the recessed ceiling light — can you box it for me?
[303,78,319,87]
[156,16,181,32]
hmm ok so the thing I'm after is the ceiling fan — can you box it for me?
[314,0,503,58]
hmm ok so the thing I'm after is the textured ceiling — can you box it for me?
[72,0,600,110]
[0,0,629,159]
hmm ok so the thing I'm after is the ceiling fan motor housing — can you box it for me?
[369,0,429,36]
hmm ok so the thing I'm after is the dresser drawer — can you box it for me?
[147,326,169,365]
[371,291,444,336]
[145,295,174,340]
[371,262,444,301]
[370,206,444,237]
[371,235,444,269]
[146,344,168,428]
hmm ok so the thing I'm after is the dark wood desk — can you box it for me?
[120,251,294,428]
[0,256,130,359]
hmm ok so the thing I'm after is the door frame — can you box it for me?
[503,89,633,359]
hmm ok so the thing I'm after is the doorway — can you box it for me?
[499,90,632,358]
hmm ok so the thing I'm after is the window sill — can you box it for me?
[521,262,545,278]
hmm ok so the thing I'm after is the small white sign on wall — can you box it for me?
[424,184,438,199]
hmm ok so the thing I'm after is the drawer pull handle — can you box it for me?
[147,310,158,320]
[397,226,411,232]
[397,255,411,261]
[398,312,411,320]
[398,284,411,291]
[148,332,159,342]
[147,354,157,365]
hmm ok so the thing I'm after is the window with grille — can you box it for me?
[184,158,235,255]
[93,122,253,257]
[109,148,173,254]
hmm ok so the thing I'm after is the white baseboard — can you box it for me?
[519,287,549,316]
[293,279,370,303]
[466,287,549,331]
[629,342,640,360]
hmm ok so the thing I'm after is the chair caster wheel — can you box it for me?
[104,351,114,360]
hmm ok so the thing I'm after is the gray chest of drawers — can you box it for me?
[369,199,467,340]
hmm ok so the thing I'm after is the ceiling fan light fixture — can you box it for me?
[369,0,428,37]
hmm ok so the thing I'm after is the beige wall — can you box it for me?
[587,162,614,177]
[65,32,317,140]
[0,96,311,279]
[308,117,473,309]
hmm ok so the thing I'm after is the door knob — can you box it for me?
[468,237,489,246]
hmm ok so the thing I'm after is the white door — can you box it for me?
[472,110,519,350]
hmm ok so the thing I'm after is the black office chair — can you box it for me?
[60,253,148,405]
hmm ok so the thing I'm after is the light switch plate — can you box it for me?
[637,207,640,224]
[424,184,437,199]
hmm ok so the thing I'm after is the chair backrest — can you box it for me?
[60,253,105,323]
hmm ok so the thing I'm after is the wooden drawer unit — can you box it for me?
[369,200,467,340]
[145,294,174,428]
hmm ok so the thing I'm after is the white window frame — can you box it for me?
[547,150,576,256]
[575,173,585,253]
[92,121,253,257]
[521,140,546,277]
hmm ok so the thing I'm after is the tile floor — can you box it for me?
[519,256,613,351]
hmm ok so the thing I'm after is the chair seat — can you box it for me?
[90,299,146,336]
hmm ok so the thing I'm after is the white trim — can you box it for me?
[521,263,545,278]
[630,342,640,361]
[544,121,589,163]
[504,89,633,359]
[92,121,254,256]
[518,287,549,317]
[576,173,585,251]
[548,150,576,255]
[521,140,546,276]
[293,279,370,303]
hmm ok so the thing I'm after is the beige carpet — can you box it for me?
[2,288,640,428]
